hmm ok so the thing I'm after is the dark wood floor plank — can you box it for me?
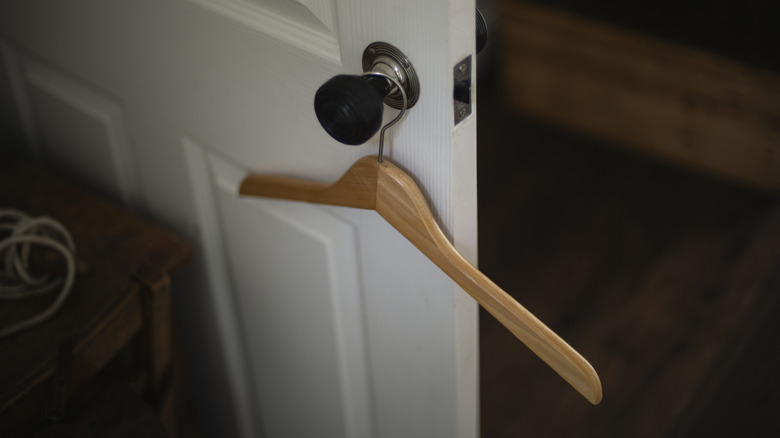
[478,95,780,437]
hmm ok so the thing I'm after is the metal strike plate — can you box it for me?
[453,55,472,125]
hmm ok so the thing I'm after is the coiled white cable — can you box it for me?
[0,209,76,339]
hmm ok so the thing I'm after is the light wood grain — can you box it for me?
[240,156,603,404]
[239,158,378,209]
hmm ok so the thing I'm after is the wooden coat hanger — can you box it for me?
[239,155,602,405]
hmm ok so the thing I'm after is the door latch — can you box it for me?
[453,8,488,125]
[453,55,472,125]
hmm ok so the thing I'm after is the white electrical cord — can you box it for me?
[0,209,76,339]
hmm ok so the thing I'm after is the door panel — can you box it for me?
[0,47,138,208]
[218,197,366,438]
[0,1,478,437]
[187,0,341,61]
[188,145,373,437]
[21,57,138,207]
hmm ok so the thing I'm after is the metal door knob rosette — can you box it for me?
[314,42,420,155]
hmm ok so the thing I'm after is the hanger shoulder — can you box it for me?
[376,161,603,405]
[239,156,379,209]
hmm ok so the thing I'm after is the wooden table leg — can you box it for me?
[133,263,176,435]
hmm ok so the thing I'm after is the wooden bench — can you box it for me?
[0,151,192,436]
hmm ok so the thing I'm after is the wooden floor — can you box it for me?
[477,93,780,437]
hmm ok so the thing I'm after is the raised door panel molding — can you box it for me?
[187,0,340,63]
[20,57,138,208]
[183,138,372,438]
[183,138,257,438]
[292,0,336,31]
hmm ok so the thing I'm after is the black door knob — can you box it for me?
[314,74,393,146]
[476,8,488,54]
[313,42,420,146]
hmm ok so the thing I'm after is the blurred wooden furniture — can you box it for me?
[0,151,192,436]
[499,0,780,191]
[31,383,169,438]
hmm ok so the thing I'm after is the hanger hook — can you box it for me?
[361,71,408,163]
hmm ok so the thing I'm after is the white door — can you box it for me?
[0,1,478,437]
